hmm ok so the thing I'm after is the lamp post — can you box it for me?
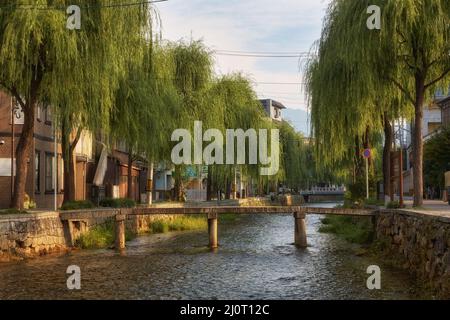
[395,120,410,208]
[53,119,58,211]
[10,98,21,204]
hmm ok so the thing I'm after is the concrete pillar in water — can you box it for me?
[115,214,126,250]
[208,212,218,249]
[294,212,307,248]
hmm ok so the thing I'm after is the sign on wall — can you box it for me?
[0,159,15,176]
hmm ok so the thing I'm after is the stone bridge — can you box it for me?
[110,206,378,250]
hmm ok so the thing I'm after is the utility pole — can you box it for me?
[399,120,404,208]
[363,149,371,199]
[10,97,14,204]
[365,157,369,199]
[54,119,58,211]
[147,162,154,206]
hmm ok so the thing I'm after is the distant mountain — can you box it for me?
[282,108,310,136]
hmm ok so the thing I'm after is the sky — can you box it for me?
[154,0,331,134]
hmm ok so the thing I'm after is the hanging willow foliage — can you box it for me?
[0,0,155,208]
[304,0,450,205]
[111,41,182,164]
[205,73,273,190]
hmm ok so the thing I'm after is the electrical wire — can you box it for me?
[0,0,167,11]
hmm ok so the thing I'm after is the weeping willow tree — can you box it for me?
[0,0,154,208]
[205,73,272,199]
[111,42,182,200]
[277,121,310,190]
[378,0,450,206]
[304,0,450,205]
[165,40,214,201]
[304,1,400,199]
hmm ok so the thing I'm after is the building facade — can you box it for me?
[0,91,103,209]
[0,91,65,209]
[259,99,286,121]
[438,96,450,127]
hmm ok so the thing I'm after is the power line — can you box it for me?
[0,0,168,11]
[216,52,311,58]
[216,49,310,54]
[256,92,303,97]
[216,49,311,55]
[254,82,305,85]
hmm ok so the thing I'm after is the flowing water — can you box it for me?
[0,203,431,300]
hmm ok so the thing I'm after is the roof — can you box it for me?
[259,99,286,110]
[437,95,450,108]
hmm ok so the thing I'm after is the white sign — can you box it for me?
[0,159,15,177]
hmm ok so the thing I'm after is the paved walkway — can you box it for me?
[402,200,450,218]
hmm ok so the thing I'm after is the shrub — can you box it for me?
[364,198,384,207]
[387,201,401,209]
[347,180,366,203]
[319,215,375,244]
[100,198,136,208]
[0,209,29,215]
[60,200,95,211]
[149,215,207,234]
[76,220,134,249]
[76,222,114,249]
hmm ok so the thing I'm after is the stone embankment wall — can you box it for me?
[239,195,305,207]
[59,209,119,245]
[376,210,450,297]
[0,212,67,262]
[127,213,183,235]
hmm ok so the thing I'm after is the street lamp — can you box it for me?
[394,120,412,208]
[10,97,22,204]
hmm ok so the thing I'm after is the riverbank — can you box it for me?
[0,211,67,262]
[319,208,450,298]
[319,215,374,244]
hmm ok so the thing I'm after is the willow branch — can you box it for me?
[425,68,450,89]
[388,77,415,105]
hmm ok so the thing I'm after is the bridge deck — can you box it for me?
[131,206,377,217]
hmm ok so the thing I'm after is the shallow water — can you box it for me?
[0,203,431,300]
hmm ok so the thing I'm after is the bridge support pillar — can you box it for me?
[115,214,126,250]
[294,212,307,248]
[208,212,218,249]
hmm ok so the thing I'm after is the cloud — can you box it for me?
[154,0,331,111]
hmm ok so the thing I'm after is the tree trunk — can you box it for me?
[11,76,42,209]
[63,151,76,203]
[225,178,231,200]
[62,123,81,204]
[206,166,213,201]
[11,103,35,209]
[383,114,392,200]
[413,75,425,207]
[354,136,363,177]
[127,147,133,200]
[174,165,184,202]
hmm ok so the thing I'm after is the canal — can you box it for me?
[0,203,431,300]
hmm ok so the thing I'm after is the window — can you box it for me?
[45,153,55,192]
[274,108,281,119]
[36,104,42,122]
[58,155,64,193]
[35,151,41,193]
